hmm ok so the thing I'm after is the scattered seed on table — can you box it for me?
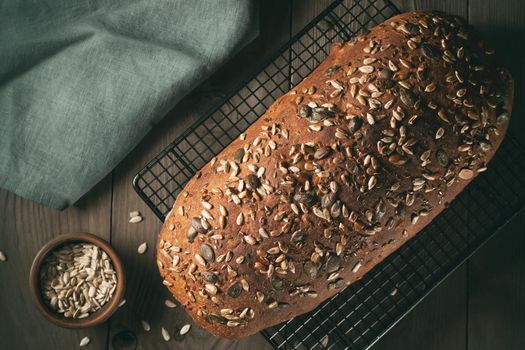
[180,324,191,336]
[137,242,148,254]
[118,299,126,308]
[161,327,171,341]
[141,320,151,332]
[165,300,177,308]
[129,211,140,217]
[129,215,143,224]
[321,334,329,347]
[0,250,6,262]
[79,336,90,347]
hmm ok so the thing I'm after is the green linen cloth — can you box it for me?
[0,0,258,209]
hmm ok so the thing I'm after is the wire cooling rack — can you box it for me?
[132,1,525,349]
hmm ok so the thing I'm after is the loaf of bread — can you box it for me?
[157,11,513,338]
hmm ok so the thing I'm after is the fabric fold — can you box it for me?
[0,0,259,209]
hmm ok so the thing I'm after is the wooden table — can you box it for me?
[1,0,524,349]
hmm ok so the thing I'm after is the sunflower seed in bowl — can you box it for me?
[39,242,118,319]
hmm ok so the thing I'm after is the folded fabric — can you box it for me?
[0,0,258,209]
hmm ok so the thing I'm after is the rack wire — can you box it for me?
[132,1,525,349]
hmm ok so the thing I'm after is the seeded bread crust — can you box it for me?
[157,11,513,339]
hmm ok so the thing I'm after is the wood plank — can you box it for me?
[106,0,291,349]
[0,176,112,350]
[414,0,468,16]
[467,216,525,350]
[291,0,332,33]
[392,0,468,16]
[467,1,525,349]
[372,266,467,350]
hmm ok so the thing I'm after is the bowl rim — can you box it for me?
[29,233,126,329]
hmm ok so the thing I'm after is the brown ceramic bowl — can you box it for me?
[29,233,126,328]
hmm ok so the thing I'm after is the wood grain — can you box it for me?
[467,216,525,350]
[292,0,332,32]
[372,266,467,350]
[391,0,468,16]
[415,0,467,15]
[0,176,112,350]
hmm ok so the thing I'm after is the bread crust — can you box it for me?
[157,11,513,338]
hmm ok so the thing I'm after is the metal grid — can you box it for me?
[132,1,525,349]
